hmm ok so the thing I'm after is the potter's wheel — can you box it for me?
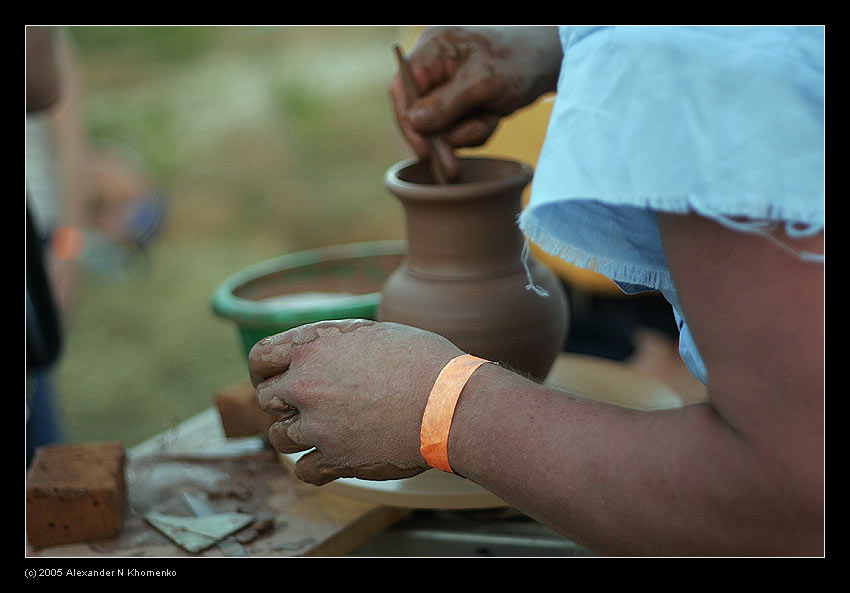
[279,453,505,509]
[282,353,692,509]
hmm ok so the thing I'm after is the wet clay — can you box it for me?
[378,157,569,380]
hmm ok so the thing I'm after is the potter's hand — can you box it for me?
[391,26,563,178]
[249,319,464,486]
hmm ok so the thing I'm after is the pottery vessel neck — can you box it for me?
[384,158,532,280]
[380,157,569,380]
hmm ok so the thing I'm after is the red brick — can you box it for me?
[26,442,126,548]
[215,381,279,438]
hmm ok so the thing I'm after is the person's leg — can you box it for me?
[27,370,65,466]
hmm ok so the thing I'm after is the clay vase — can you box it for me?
[378,157,569,380]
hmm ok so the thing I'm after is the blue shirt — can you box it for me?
[519,25,825,385]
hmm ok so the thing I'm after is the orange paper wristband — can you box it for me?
[420,354,492,473]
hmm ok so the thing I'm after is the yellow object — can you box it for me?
[464,98,621,296]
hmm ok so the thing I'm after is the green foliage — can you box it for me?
[71,25,221,66]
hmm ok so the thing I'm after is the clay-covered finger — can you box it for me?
[248,330,295,387]
[293,450,428,486]
[443,113,500,149]
[250,319,373,384]
[268,416,311,454]
[255,374,298,415]
[292,449,343,486]
[390,76,431,162]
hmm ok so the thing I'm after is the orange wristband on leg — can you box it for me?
[420,354,492,473]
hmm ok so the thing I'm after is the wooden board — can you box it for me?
[26,408,409,557]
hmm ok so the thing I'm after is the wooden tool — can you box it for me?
[393,43,454,184]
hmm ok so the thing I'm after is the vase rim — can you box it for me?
[385,156,533,200]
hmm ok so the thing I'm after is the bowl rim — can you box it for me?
[210,240,407,326]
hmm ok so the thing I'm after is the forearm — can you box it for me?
[446,362,822,555]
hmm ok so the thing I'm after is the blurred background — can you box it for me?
[27,26,414,447]
[27,25,697,455]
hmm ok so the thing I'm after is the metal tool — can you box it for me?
[145,510,253,554]
[180,491,252,556]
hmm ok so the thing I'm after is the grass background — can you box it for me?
[48,26,416,447]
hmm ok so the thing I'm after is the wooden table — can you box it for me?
[26,352,704,558]
[26,407,410,557]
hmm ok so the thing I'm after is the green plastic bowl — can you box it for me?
[211,240,407,360]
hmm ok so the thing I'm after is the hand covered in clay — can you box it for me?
[249,319,464,485]
[391,26,563,179]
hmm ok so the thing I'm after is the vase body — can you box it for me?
[378,157,569,380]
